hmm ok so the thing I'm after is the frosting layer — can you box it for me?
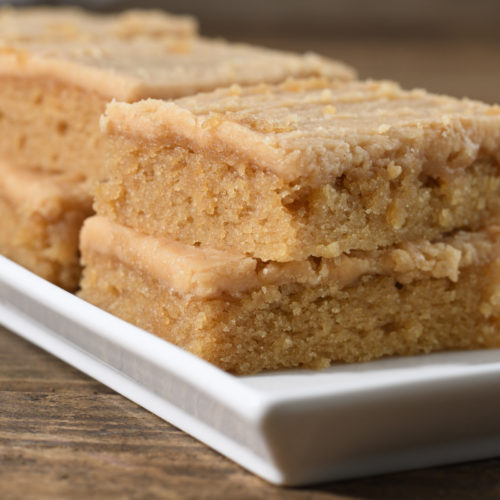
[0,8,354,101]
[81,216,500,298]
[102,79,500,184]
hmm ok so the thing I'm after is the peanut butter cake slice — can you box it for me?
[99,79,500,261]
[0,161,93,291]
[79,216,500,374]
[0,8,354,179]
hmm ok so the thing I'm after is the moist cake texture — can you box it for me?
[98,79,500,261]
[0,161,93,290]
[79,216,500,374]
[0,8,354,178]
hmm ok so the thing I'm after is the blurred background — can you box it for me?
[3,0,500,103]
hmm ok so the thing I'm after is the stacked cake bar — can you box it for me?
[0,161,91,288]
[0,7,354,290]
[80,79,500,373]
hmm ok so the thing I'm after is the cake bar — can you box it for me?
[98,79,500,262]
[0,161,92,290]
[0,8,354,179]
[79,216,500,374]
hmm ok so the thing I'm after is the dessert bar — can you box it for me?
[79,216,500,374]
[98,79,500,261]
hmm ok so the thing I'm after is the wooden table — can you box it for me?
[2,39,500,499]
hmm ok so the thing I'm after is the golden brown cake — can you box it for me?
[79,216,500,374]
[0,8,354,179]
[0,161,93,290]
[97,79,500,262]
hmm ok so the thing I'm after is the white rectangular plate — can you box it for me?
[1,255,500,485]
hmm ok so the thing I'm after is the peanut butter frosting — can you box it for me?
[81,216,500,299]
[102,79,500,184]
[0,160,91,217]
[0,9,354,101]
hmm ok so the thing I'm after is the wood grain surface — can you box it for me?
[2,38,500,499]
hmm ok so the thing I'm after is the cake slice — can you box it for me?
[0,8,354,179]
[79,216,500,374]
[0,161,92,290]
[97,79,500,262]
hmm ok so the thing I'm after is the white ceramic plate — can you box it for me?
[1,254,500,486]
